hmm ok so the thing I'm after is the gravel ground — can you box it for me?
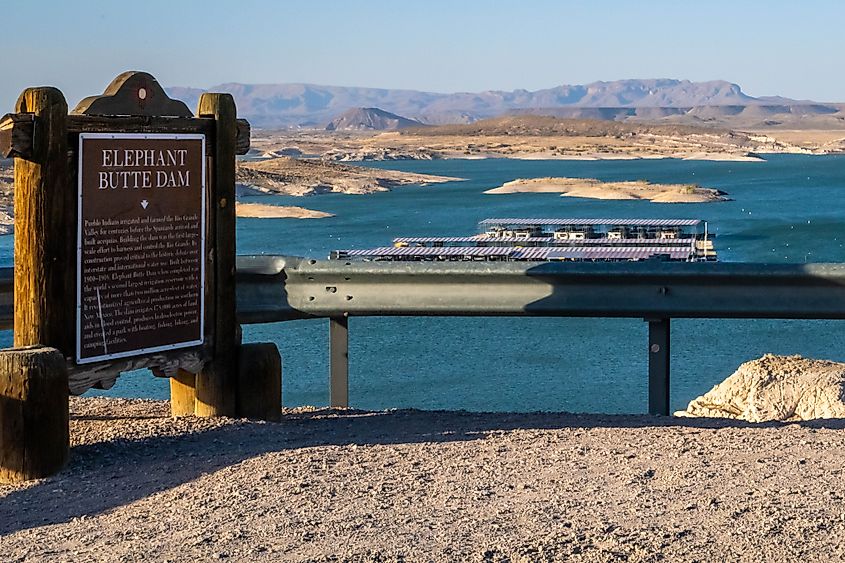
[2,397,845,562]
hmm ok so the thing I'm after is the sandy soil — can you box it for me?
[485,177,729,203]
[2,397,845,562]
[236,202,334,219]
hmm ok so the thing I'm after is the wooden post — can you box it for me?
[169,369,196,417]
[237,342,281,421]
[194,94,238,417]
[13,88,74,352]
[0,346,68,483]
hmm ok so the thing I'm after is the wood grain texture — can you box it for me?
[2,114,250,159]
[67,348,206,395]
[236,119,251,155]
[194,93,239,417]
[169,369,197,417]
[0,346,68,483]
[72,71,192,118]
[13,88,74,354]
[0,113,35,159]
[237,342,281,421]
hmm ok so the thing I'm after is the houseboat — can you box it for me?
[331,218,717,263]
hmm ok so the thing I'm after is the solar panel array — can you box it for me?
[338,246,693,261]
[393,236,697,246]
[334,218,710,263]
[478,218,702,227]
[342,246,515,257]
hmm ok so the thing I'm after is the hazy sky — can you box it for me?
[3,0,843,110]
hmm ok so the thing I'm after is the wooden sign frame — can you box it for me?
[0,71,252,415]
[75,132,207,364]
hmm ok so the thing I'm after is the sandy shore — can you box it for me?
[485,177,729,203]
[236,202,334,219]
[680,151,765,162]
[2,397,845,562]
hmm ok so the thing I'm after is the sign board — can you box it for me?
[76,133,206,364]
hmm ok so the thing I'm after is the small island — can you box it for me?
[484,177,729,203]
[235,202,334,219]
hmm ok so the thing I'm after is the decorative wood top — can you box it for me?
[71,71,192,117]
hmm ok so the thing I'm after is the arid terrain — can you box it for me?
[2,396,845,562]
[485,177,729,203]
[2,117,843,226]
[249,116,831,163]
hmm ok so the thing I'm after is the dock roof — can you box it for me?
[479,218,702,227]
[339,246,693,260]
[393,236,697,245]
[341,246,515,257]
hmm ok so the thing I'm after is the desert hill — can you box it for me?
[409,114,743,140]
[509,104,845,129]
[325,107,423,131]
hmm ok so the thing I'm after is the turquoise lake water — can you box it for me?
[4,154,844,413]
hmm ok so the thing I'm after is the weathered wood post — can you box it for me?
[237,342,282,421]
[169,369,198,417]
[0,346,68,483]
[1,87,74,480]
[195,94,239,417]
[13,87,75,351]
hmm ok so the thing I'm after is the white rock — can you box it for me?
[676,354,845,422]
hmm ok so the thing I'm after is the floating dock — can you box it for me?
[331,218,716,262]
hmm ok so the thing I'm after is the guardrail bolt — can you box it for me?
[650,344,661,353]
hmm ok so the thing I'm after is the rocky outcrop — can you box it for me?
[676,354,845,422]
[321,147,439,161]
[235,156,461,196]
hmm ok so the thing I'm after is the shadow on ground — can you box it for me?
[2,407,843,536]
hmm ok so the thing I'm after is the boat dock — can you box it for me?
[331,218,717,262]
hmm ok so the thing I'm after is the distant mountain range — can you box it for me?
[166,79,840,129]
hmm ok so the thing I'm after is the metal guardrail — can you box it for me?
[235,256,845,321]
[5,257,845,414]
[234,256,845,415]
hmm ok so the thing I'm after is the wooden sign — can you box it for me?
[76,133,206,364]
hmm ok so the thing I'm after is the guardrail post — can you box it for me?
[329,316,349,408]
[646,318,671,416]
